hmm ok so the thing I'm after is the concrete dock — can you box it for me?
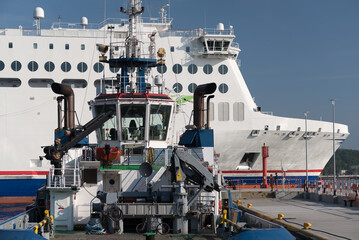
[237,192,359,240]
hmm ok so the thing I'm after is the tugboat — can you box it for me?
[0,1,296,239]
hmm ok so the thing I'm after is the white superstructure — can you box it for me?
[0,2,349,199]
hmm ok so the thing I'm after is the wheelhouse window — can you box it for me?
[120,104,146,141]
[95,104,117,141]
[149,105,171,141]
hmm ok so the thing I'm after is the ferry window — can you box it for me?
[219,83,228,93]
[120,104,146,141]
[9,42,13,48]
[297,127,301,131]
[94,104,118,141]
[276,125,281,131]
[218,64,228,75]
[172,64,182,74]
[209,102,214,121]
[49,43,54,49]
[207,41,214,51]
[218,102,229,121]
[233,102,244,121]
[65,44,70,50]
[62,79,88,88]
[172,83,183,93]
[28,78,54,88]
[188,64,198,74]
[94,63,104,73]
[11,61,22,71]
[77,62,88,73]
[157,64,167,74]
[44,61,55,72]
[0,61,4,71]
[149,104,172,141]
[94,79,120,89]
[61,62,71,72]
[188,83,197,93]
[186,46,190,53]
[203,64,213,74]
[0,78,21,87]
[110,67,119,73]
[33,43,38,49]
[81,44,85,50]
[170,46,174,52]
[223,41,230,51]
[215,41,222,51]
[28,61,39,72]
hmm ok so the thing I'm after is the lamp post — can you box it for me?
[330,99,336,196]
[304,111,309,192]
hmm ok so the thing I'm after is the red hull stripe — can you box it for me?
[222,169,323,174]
[0,171,49,175]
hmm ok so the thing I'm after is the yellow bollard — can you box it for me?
[247,204,252,208]
[303,222,311,229]
[34,225,39,234]
[44,210,49,217]
[50,215,54,223]
[237,200,242,206]
[9,223,11,229]
[220,209,228,224]
[278,214,284,220]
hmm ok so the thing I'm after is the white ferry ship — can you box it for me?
[0,1,349,202]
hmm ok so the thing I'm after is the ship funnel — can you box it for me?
[51,83,75,129]
[194,83,217,129]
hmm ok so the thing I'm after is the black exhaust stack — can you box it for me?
[193,83,216,130]
[51,83,75,129]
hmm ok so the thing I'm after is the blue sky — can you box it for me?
[1,0,359,150]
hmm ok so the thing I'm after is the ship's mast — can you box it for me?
[120,0,144,58]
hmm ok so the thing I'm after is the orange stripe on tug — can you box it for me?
[95,145,122,165]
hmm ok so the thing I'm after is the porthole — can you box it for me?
[61,62,71,72]
[28,61,38,72]
[110,67,119,73]
[44,61,55,72]
[0,78,21,87]
[62,79,88,88]
[218,64,228,75]
[203,64,213,74]
[172,64,182,74]
[94,63,104,73]
[77,62,88,73]
[172,83,183,93]
[0,61,5,71]
[219,83,228,93]
[11,61,22,72]
[188,64,198,74]
[188,83,197,93]
[127,67,135,73]
[157,64,167,74]
[28,79,54,88]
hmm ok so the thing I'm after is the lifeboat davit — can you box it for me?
[95,145,122,165]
